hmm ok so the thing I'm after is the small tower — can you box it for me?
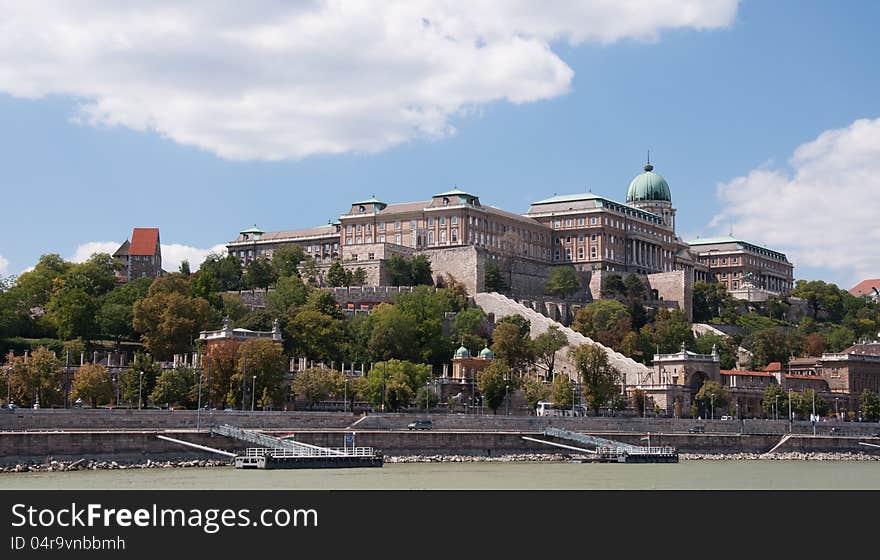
[626,158,676,231]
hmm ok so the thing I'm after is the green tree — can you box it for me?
[496,314,531,339]
[692,334,736,370]
[244,258,277,290]
[600,273,627,298]
[631,388,647,417]
[694,380,729,419]
[96,302,133,348]
[640,309,694,355]
[550,374,575,410]
[234,339,287,410]
[197,253,243,292]
[327,261,347,287]
[220,293,250,322]
[364,304,420,362]
[761,384,787,419]
[120,352,161,408]
[351,268,367,287]
[132,292,214,359]
[6,347,62,407]
[179,260,191,276]
[47,287,99,341]
[72,362,114,408]
[859,389,880,422]
[569,344,620,414]
[266,274,310,315]
[490,322,533,373]
[572,299,631,349]
[623,274,645,301]
[484,261,508,293]
[202,341,238,408]
[532,326,568,380]
[544,266,580,298]
[522,377,551,413]
[800,388,829,418]
[750,327,800,369]
[286,310,345,364]
[271,244,306,278]
[149,367,196,409]
[478,361,512,414]
[305,290,343,319]
[409,255,433,286]
[692,281,738,324]
[361,360,431,411]
[791,279,847,322]
[292,367,343,409]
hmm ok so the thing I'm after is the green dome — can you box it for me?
[454,345,471,359]
[626,164,671,203]
[479,346,494,359]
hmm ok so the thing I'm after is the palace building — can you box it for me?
[225,162,794,309]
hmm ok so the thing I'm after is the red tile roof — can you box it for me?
[720,369,773,377]
[849,279,880,297]
[764,362,783,372]
[129,228,160,256]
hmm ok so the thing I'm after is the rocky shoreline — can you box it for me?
[2,451,878,472]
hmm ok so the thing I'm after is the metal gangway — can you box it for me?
[544,427,642,453]
[212,424,357,457]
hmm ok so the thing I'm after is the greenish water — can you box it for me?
[1,461,879,490]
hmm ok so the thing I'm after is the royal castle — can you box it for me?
[226,162,794,318]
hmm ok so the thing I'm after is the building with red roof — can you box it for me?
[849,279,880,300]
[114,228,163,282]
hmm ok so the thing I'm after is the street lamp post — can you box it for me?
[788,388,793,433]
[251,375,256,412]
[382,361,386,412]
[138,371,144,410]
[506,383,510,416]
[241,355,247,412]
[710,393,715,420]
[343,377,347,413]
[196,368,203,431]
[426,380,431,415]
[775,395,779,421]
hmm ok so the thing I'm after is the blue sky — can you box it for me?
[1,1,878,288]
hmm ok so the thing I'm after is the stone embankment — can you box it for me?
[386,451,879,463]
[1,458,231,473]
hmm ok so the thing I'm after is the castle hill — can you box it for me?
[2,161,879,471]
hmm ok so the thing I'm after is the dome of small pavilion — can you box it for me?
[479,346,495,359]
[454,345,471,359]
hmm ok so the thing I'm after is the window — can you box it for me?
[443,197,450,205]
[554,219,561,228]
[358,205,366,213]
[346,225,353,233]
[378,221,385,230]
[428,231,434,244]
[395,221,401,230]
[565,248,572,260]
[365,223,371,231]
[451,216,458,225]
[440,216,446,225]
[590,217,597,225]
[368,253,375,260]
[440,230,447,242]
[566,236,572,244]
[411,220,417,229]
[395,234,401,244]
[578,247,584,259]
[351,254,358,261]
[355,236,362,244]
[428,218,434,227]
[379,235,385,243]
[590,247,597,259]
[365,236,372,243]
[451,229,458,242]
[732,281,738,289]
[346,237,352,245]
[356,224,362,232]
[554,249,560,261]
[578,218,584,226]
[565,219,572,227]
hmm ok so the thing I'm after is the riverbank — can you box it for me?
[0,458,230,473]
[380,451,880,463]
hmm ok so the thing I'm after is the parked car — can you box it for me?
[720,415,733,420]
[687,425,705,434]
[407,420,433,430]
[830,427,845,435]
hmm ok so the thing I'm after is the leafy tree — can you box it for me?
[801,333,827,357]
[132,292,214,359]
[300,257,319,286]
[286,310,345,364]
[220,293,250,322]
[149,367,196,408]
[47,287,98,341]
[198,253,243,292]
[244,258,277,290]
[120,352,162,408]
[361,360,431,411]
[305,290,342,319]
[623,274,645,301]
[6,347,62,407]
[640,308,693,355]
[409,255,433,286]
[692,334,736,370]
[484,261,508,293]
[761,384,788,419]
[600,273,626,298]
[271,244,306,278]
[478,361,512,414]
[364,303,420,362]
[496,314,531,339]
[522,377,551,412]
[532,326,568,380]
[572,299,631,349]
[550,374,575,410]
[292,367,343,409]
[415,385,440,410]
[825,326,855,352]
[692,281,738,323]
[202,341,238,408]
[750,327,800,369]
[791,280,847,322]
[71,362,114,408]
[569,344,620,414]
[490,322,533,373]
[233,339,287,410]
[96,302,133,348]
[631,388,647,417]
[694,380,729,419]
[391,287,454,365]
[350,267,367,286]
[859,389,880,422]
[800,388,829,418]
[267,274,310,316]
[544,266,580,298]
[65,253,118,297]
[236,310,277,332]
[327,261,347,287]
[179,260,191,276]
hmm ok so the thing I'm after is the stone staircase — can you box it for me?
[473,292,653,385]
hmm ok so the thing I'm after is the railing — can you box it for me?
[595,446,677,456]
[244,447,377,458]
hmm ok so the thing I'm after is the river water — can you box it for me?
[1,461,879,490]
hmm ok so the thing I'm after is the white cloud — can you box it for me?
[712,117,880,287]
[0,254,8,275]
[161,243,228,273]
[70,241,227,273]
[70,241,121,263]
[0,1,738,160]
